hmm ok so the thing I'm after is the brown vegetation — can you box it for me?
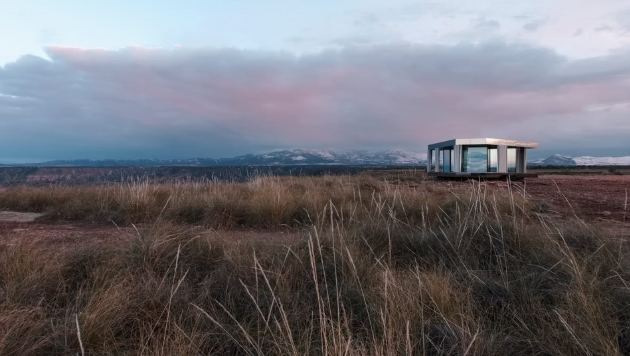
[0,173,629,355]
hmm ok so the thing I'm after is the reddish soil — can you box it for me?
[418,174,630,235]
[500,174,630,237]
[0,222,133,249]
[0,220,303,249]
[526,175,630,222]
[424,174,630,224]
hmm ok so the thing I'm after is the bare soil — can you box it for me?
[0,220,302,249]
[502,174,629,237]
[526,175,630,221]
[0,211,44,222]
[425,174,630,223]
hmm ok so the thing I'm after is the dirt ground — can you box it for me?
[0,220,302,249]
[1,174,628,245]
[526,175,630,221]
[0,221,132,248]
[464,174,630,236]
[423,174,629,220]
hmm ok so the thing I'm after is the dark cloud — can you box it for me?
[594,24,614,32]
[474,19,501,33]
[353,13,381,29]
[523,19,545,32]
[1,41,630,161]
[332,36,375,46]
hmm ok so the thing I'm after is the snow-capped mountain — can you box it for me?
[8,150,630,167]
[223,149,427,165]
[572,156,630,166]
[368,149,427,165]
[528,154,630,166]
[528,154,577,166]
[13,149,428,167]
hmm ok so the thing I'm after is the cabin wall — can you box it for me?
[498,145,507,173]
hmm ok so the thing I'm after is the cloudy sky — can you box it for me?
[1,0,630,162]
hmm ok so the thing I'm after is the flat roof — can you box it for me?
[428,138,538,149]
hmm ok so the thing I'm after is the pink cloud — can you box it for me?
[1,41,628,159]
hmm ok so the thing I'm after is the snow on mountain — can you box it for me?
[14,150,630,167]
[527,158,545,164]
[303,149,335,160]
[374,149,426,164]
[573,156,630,166]
[245,148,426,165]
[244,149,338,164]
[540,154,577,166]
[529,154,630,166]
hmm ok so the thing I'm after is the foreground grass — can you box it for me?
[1,175,629,355]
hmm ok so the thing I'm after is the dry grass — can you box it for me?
[0,173,434,228]
[0,174,629,355]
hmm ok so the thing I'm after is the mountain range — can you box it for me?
[1,150,629,167]
[527,154,630,166]
[2,149,426,167]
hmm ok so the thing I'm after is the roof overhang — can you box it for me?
[428,138,538,149]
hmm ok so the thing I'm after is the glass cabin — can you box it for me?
[427,138,538,176]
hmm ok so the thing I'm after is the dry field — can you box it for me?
[0,171,629,355]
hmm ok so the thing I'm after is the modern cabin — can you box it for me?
[427,138,538,179]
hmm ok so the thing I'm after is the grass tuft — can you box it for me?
[0,174,628,354]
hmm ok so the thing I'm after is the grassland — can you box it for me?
[0,172,629,355]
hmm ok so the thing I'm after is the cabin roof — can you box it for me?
[428,138,538,149]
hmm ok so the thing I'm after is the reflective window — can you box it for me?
[442,149,451,172]
[462,146,488,173]
[430,149,436,171]
[507,148,517,172]
[488,148,497,172]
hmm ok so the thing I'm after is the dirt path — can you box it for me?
[0,219,303,249]
[0,211,44,222]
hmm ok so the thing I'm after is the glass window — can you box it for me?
[462,146,488,173]
[442,149,451,172]
[507,148,517,173]
[488,148,497,172]
[430,149,436,171]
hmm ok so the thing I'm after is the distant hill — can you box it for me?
[3,150,630,167]
[6,149,428,167]
[528,154,630,166]
[528,154,577,166]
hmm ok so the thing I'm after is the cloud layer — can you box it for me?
[1,42,629,161]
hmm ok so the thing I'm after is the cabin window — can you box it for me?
[442,149,451,172]
[462,146,488,173]
[488,147,498,172]
[507,148,517,173]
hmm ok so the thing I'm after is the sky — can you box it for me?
[1,0,630,162]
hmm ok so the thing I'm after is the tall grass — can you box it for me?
[0,175,629,355]
[0,174,439,228]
